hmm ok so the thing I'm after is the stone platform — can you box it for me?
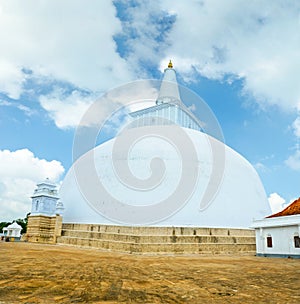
[57,223,256,254]
[26,215,63,244]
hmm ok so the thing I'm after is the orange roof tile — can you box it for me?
[267,197,300,218]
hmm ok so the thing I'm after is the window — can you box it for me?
[294,236,300,248]
[267,236,273,248]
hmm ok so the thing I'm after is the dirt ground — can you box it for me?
[0,242,299,303]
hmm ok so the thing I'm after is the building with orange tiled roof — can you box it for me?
[252,198,300,258]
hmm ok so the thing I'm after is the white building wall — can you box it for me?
[253,215,300,258]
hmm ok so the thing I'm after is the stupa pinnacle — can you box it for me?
[156,60,181,105]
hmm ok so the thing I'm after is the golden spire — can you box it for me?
[168,60,173,68]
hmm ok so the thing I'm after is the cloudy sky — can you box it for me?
[0,0,300,221]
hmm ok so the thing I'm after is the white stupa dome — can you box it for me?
[60,127,270,228]
[60,61,271,228]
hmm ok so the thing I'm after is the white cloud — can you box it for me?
[268,192,286,213]
[0,1,164,129]
[1,0,300,133]
[285,150,300,171]
[292,117,300,138]
[39,81,158,129]
[0,60,25,99]
[0,1,133,99]
[253,162,268,173]
[159,0,300,111]
[0,149,64,221]
[286,117,300,169]
[0,99,36,116]
[39,89,96,129]
[115,1,175,77]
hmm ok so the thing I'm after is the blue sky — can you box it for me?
[0,0,300,221]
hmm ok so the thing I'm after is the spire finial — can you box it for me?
[168,60,173,69]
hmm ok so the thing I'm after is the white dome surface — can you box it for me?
[60,127,270,228]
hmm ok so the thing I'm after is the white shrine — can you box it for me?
[31,178,63,216]
[3,222,22,241]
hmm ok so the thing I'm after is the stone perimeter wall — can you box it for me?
[25,216,256,254]
[57,223,256,254]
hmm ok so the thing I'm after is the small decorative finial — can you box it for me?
[168,60,173,68]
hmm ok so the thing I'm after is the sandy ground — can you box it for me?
[0,242,299,303]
